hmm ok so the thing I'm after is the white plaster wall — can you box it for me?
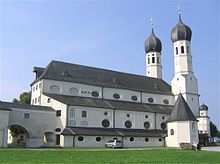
[123,137,164,147]
[8,108,56,147]
[198,117,210,136]
[74,136,122,147]
[173,40,192,74]
[146,51,162,79]
[115,110,155,129]
[0,110,10,147]
[31,80,42,105]
[142,93,175,106]
[156,113,169,130]
[42,79,102,99]
[60,135,74,147]
[103,87,141,103]
[67,106,113,128]
[166,121,198,147]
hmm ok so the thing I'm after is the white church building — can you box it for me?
[0,12,210,148]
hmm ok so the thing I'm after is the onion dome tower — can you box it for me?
[144,20,162,79]
[171,8,199,117]
[198,103,210,137]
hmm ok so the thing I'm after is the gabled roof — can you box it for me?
[43,93,173,114]
[61,127,166,137]
[167,93,197,122]
[32,60,172,95]
[0,101,55,112]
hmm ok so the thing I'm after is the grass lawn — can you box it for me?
[0,148,219,163]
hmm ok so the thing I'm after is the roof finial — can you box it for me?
[178,5,182,21]
[150,18,154,34]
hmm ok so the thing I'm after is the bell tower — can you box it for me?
[144,20,162,79]
[171,9,199,117]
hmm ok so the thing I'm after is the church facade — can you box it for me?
[0,13,210,148]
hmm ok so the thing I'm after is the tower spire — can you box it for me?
[150,18,154,34]
[178,5,182,22]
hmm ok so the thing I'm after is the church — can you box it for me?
[0,12,210,148]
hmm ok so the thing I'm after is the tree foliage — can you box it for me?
[9,125,25,138]
[210,121,219,137]
[13,91,31,104]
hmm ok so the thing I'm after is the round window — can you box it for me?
[126,114,130,117]
[163,99,169,105]
[159,138,162,142]
[130,137,134,142]
[102,119,110,128]
[148,98,154,103]
[145,137,149,142]
[161,122,166,130]
[144,121,150,129]
[125,121,132,128]
[78,136,84,141]
[91,91,99,97]
[113,93,120,99]
[104,112,108,116]
[131,95,137,101]
[145,115,148,118]
[55,128,61,132]
[96,137,101,142]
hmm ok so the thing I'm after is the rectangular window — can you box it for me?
[38,96,40,102]
[35,98,37,104]
[33,87,35,92]
[56,135,60,145]
[82,111,87,117]
[176,47,178,54]
[69,109,75,118]
[32,99,34,105]
[36,85,38,90]
[56,110,61,117]
[24,113,30,119]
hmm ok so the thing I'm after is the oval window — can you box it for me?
[163,99,169,105]
[161,122,167,130]
[91,91,99,97]
[78,136,84,141]
[130,137,134,142]
[144,121,150,129]
[104,112,108,116]
[125,121,132,128]
[96,137,101,142]
[102,119,110,128]
[55,128,61,132]
[148,98,154,103]
[131,95,137,101]
[145,137,149,142]
[113,93,120,99]
[159,138,162,142]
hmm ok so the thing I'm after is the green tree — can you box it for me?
[13,91,31,104]
[210,121,219,137]
[9,125,25,138]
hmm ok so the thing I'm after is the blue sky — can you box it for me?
[0,0,219,128]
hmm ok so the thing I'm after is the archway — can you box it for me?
[43,132,55,146]
[8,125,30,147]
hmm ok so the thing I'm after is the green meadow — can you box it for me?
[0,148,219,163]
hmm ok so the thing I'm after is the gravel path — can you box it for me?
[201,146,220,152]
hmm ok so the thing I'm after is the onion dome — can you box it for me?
[144,28,162,53]
[199,104,208,111]
[171,13,192,42]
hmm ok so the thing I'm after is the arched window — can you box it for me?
[181,46,184,53]
[157,57,160,64]
[148,58,150,64]
[176,47,178,54]
[170,129,174,135]
[152,57,155,63]
[50,85,60,93]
